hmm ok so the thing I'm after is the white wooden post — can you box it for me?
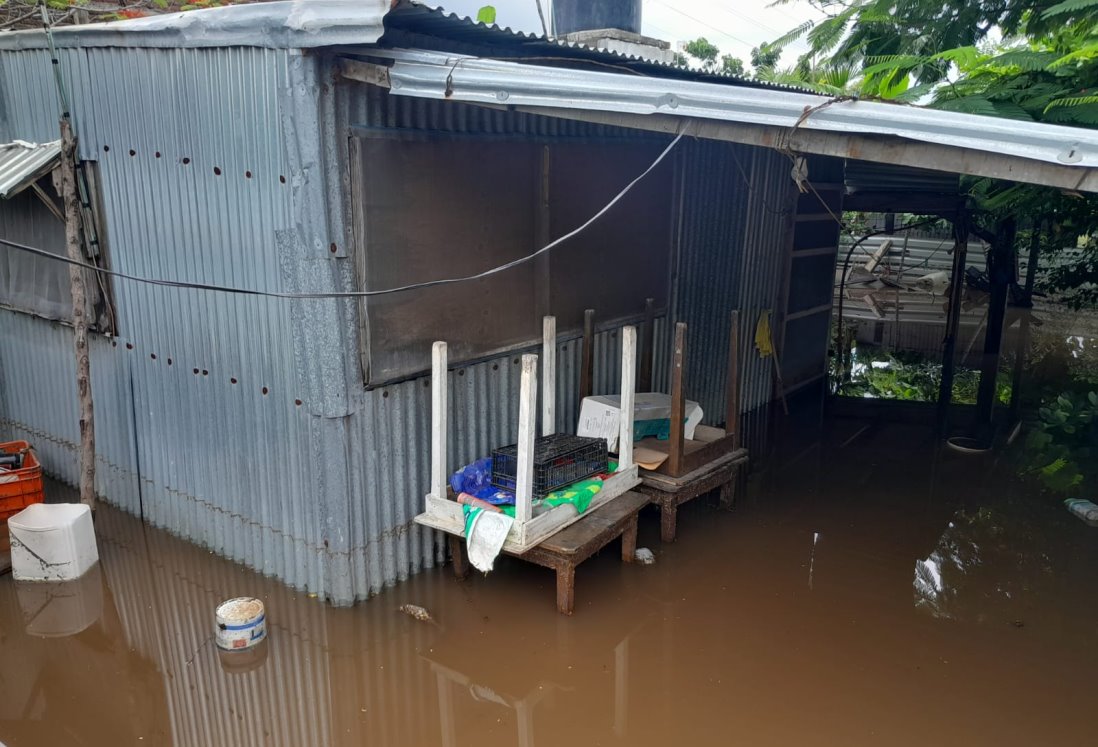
[515,354,538,524]
[542,315,556,437]
[430,341,448,504]
[618,326,637,471]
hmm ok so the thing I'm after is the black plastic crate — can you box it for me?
[492,433,609,498]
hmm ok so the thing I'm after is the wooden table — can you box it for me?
[636,448,748,543]
[449,490,649,615]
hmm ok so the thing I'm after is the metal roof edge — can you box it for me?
[0,140,61,199]
[375,50,1098,175]
[0,0,388,51]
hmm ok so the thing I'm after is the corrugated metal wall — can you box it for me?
[671,139,793,426]
[0,46,359,598]
[0,46,797,606]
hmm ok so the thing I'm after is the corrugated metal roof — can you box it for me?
[0,0,388,50]
[0,139,60,198]
[0,0,812,93]
[378,49,1098,172]
[380,2,811,93]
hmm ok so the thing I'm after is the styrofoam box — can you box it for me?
[9,503,99,582]
[577,393,703,452]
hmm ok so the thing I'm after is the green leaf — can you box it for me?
[935,95,1000,116]
[986,50,1060,72]
[476,5,496,25]
[1048,43,1098,70]
[763,20,814,54]
[860,54,926,77]
[1088,391,1097,406]
[1042,0,1098,18]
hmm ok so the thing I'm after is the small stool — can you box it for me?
[636,450,747,543]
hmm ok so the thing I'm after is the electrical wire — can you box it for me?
[0,130,685,300]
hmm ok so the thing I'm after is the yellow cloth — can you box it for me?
[754,310,774,358]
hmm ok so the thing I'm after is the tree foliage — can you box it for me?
[772,0,1098,305]
[721,54,745,77]
[682,37,720,71]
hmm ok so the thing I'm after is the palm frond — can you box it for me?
[859,54,927,76]
[1042,0,1098,18]
[986,50,1059,72]
[764,20,814,54]
[934,95,1000,116]
[1049,42,1098,70]
[1045,95,1098,113]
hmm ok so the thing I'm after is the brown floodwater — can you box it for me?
[2,420,1096,746]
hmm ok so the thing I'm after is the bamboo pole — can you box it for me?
[60,118,96,510]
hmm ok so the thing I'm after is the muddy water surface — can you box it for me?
[2,422,1096,746]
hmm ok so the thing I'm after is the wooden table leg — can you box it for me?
[556,563,576,615]
[448,534,470,580]
[718,475,737,509]
[621,516,638,562]
[660,497,678,543]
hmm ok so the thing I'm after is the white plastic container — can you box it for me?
[1065,499,1098,526]
[8,503,99,582]
[216,597,267,651]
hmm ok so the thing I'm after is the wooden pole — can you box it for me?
[668,322,687,476]
[430,341,448,503]
[579,308,595,399]
[1010,221,1043,418]
[542,315,556,437]
[725,310,741,449]
[515,354,538,524]
[639,298,655,392]
[976,217,1016,426]
[937,211,969,436]
[60,119,96,510]
[618,326,637,471]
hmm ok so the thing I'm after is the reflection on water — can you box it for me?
[2,423,1098,746]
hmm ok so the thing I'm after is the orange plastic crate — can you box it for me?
[0,440,44,523]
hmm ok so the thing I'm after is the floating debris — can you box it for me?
[398,603,434,623]
[634,548,655,565]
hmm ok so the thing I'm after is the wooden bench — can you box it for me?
[450,490,649,615]
[636,448,748,543]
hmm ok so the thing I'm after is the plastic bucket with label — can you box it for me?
[215,597,266,651]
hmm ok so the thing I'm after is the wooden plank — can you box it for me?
[62,120,96,510]
[580,309,595,399]
[785,303,833,323]
[542,316,556,437]
[726,310,741,448]
[430,342,448,505]
[641,447,748,491]
[514,354,538,524]
[668,322,687,476]
[639,298,655,391]
[340,58,391,87]
[512,105,1098,194]
[536,491,649,556]
[618,326,636,471]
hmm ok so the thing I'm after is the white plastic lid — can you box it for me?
[8,502,90,532]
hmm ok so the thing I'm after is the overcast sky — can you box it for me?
[433,0,825,68]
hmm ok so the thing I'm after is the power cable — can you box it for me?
[1,130,685,300]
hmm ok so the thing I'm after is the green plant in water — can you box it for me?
[1023,389,1098,496]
